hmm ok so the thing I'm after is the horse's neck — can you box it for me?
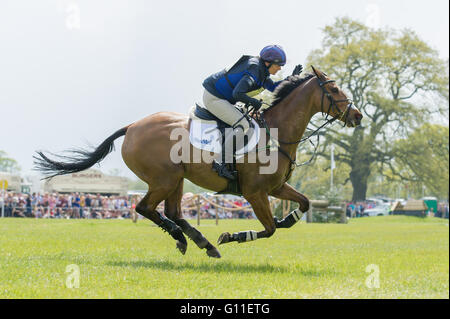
[264,80,318,150]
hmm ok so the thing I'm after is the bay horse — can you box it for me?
[34,66,362,258]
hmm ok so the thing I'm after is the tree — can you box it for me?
[390,124,449,199]
[290,151,354,200]
[0,151,21,173]
[306,17,449,201]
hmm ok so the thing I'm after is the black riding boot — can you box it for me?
[212,160,236,180]
[212,126,239,181]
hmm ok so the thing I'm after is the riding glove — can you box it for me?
[250,99,262,111]
[292,64,303,76]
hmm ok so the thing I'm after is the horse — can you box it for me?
[34,66,363,258]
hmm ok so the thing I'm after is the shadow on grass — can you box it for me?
[106,259,338,277]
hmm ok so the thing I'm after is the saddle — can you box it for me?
[193,104,229,126]
[189,104,259,196]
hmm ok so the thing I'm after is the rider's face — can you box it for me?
[270,64,281,75]
[266,62,282,75]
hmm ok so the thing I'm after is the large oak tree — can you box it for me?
[306,17,448,201]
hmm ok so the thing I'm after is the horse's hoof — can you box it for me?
[176,241,187,255]
[217,232,231,245]
[206,247,221,258]
[171,229,188,246]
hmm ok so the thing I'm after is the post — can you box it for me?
[196,196,201,226]
[340,203,347,224]
[0,179,7,218]
[1,188,4,218]
[307,205,313,223]
[330,144,335,191]
[270,197,274,213]
[215,197,219,226]
[282,200,290,218]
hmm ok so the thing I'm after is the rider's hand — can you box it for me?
[292,64,303,76]
[251,99,262,111]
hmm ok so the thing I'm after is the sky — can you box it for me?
[0,0,449,179]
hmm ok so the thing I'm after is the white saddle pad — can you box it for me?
[189,117,261,159]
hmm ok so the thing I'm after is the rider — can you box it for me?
[202,44,303,180]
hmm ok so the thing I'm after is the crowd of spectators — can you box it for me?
[345,200,449,218]
[436,202,450,219]
[345,201,377,218]
[0,192,135,219]
[2,191,447,220]
[0,192,257,220]
[182,196,255,220]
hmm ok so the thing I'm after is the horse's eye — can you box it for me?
[331,88,339,93]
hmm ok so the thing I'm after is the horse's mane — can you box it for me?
[271,73,315,106]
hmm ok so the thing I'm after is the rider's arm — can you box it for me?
[264,64,303,91]
[263,78,283,92]
[232,65,263,109]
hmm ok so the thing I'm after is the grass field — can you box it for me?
[0,216,448,299]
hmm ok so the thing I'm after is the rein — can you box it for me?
[258,76,353,178]
[259,112,332,170]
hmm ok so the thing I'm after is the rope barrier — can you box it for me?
[180,194,282,212]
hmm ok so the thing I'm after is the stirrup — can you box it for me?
[212,160,236,180]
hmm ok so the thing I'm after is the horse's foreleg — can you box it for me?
[269,183,310,228]
[218,192,276,245]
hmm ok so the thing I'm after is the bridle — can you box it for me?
[258,75,354,180]
[317,77,353,128]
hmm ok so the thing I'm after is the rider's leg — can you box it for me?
[221,125,245,163]
[202,90,250,132]
[203,90,250,179]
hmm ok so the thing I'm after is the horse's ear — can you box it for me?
[311,65,326,81]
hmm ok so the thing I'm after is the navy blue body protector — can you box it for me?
[202,55,282,107]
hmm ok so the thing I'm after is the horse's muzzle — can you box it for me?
[347,113,363,127]
[354,113,363,126]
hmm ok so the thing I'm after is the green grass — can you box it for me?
[0,216,448,298]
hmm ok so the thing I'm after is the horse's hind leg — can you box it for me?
[136,189,187,254]
[164,179,221,258]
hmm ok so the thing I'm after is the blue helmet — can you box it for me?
[260,45,286,66]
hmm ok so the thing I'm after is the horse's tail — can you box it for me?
[33,126,129,180]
